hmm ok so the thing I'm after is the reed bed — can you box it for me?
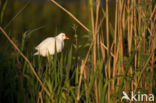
[0,0,155,103]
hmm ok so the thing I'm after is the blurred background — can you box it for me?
[0,0,115,57]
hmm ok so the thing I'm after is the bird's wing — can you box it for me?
[55,38,64,52]
[35,37,55,50]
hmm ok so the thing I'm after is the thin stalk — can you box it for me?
[100,30,105,61]
[127,0,133,91]
[100,42,114,57]
[16,55,27,103]
[0,27,54,103]
[133,0,138,89]
[120,0,125,75]
[106,0,111,102]
[49,0,90,32]
[77,60,85,101]
[89,0,98,102]
[83,65,90,99]
[150,5,156,94]
[118,0,125,92]
[134,51,154,94]
[112,0,118,94]
[95,0,100,49]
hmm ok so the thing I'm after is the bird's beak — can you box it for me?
[65,35,69,39]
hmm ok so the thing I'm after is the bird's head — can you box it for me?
[57,33,69,40]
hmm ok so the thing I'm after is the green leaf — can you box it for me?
[109,22,114,40]
[0,1,7,24]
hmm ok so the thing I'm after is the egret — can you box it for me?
[34,33,69,57]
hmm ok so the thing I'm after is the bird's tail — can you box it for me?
[33,52,39,56]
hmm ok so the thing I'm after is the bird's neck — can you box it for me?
[56,37,63,41]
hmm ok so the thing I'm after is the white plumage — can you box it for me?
[34,33,69,57]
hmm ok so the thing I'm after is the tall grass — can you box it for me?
[0,0,155,103]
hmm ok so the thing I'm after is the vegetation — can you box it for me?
[0,0,155,103]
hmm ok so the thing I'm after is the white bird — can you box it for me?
[34,33,69,57]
